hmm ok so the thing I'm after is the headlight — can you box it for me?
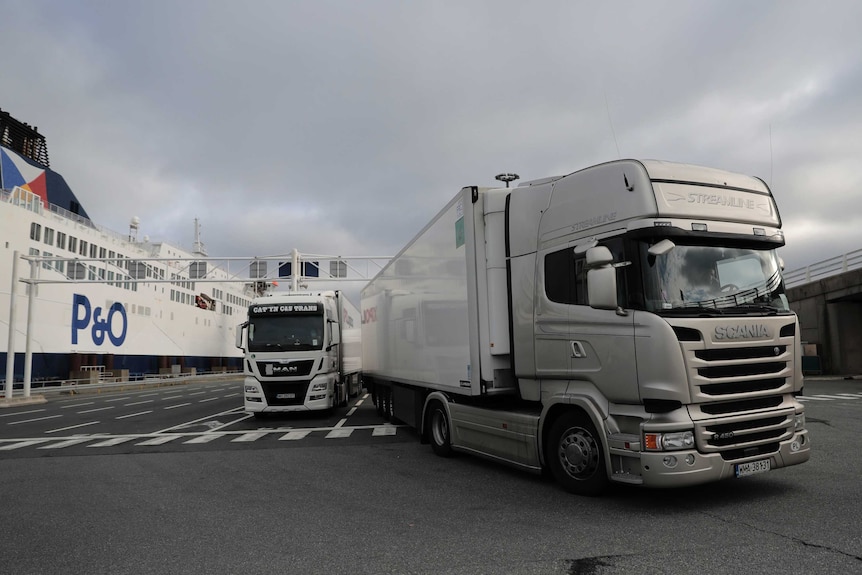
[311,382,327,392]
[244,385,258,394]
[644,431,695,451]
[794,413,805,431]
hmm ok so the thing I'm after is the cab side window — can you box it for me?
[544,238,626,307]
[545,248,587,305]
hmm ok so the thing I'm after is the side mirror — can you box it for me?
[235,321,248,349]
[586,246,617,310]
[648,239,676,257]
[329,319,341,346]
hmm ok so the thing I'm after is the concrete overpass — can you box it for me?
[785,249,862,376]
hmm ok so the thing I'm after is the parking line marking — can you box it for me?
[116,411,152,420]
[372,426,397,437]
[46,421,100,434]
[88,437,136,447]
[184,434,223,444]
[326,428,354,439]
[77,406,115,414]
[232,432,268,443]
[136,435,180,446]
[0,439,51,451]
[39,438,93,449]
[0,409,46,418]
[279,431,311,441]
[7,414,62,425]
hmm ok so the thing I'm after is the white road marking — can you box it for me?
[164,402,192,410]
[810,394,860,400]
[222,393,240,398]
[279,430,311,441]
[232,432,268,442]
[104,396,132,402]
[39,438,93,449]
[116,411,153,420]
[88,436,136,447]
[77,406,115,414]
[154,406,245,434]
[335,418,347,428]
[346,407,357,417]
[0,409,47,419]
[188,391,207,396]
[61,402,94,409]
[372,425,397,436]
[198,396,219,403]
[46,421,100,433]
[7,414,62,425]
[326,428,354,439]
[0,439,51,451]
[124,400,154,407]
[184,434,223,444]
[136,435,180,446]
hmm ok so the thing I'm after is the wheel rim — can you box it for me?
[557,426,599,479]
[432,409,448,446]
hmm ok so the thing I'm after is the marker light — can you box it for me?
[691,223,708,232]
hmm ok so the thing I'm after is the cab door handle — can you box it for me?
[571,341,587,359]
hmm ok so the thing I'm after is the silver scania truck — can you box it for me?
[361,159,809,495]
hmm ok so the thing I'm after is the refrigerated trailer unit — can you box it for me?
[238,290,361,415]
[361,159,810,495]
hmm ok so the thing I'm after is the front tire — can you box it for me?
[426,400,453,457]
[546,411,608,496]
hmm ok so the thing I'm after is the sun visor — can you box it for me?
[652,181,781,227]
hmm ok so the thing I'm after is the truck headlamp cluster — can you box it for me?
[311,382,327,392]
[244,385,259,394]
[644,431,695,451]
[794,413,805,431]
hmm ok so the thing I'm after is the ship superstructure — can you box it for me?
[1,108,249,382]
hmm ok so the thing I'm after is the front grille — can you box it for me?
[689,342,792,399]
[696,346,786,361]
[700,396,783,415]
[700,378,786,396]
[256,359,315,378]
[261,382,310,406]
[670,318,800,461]
[693,407,795,456]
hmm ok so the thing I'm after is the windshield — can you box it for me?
[639,242,790,314]
[248,314,325,352]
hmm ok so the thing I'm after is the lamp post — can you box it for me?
[495,173,520,188]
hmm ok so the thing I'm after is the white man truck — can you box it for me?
[238,291,361,416]
[361,159,809,495]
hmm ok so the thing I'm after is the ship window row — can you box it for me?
[170,273,194,291]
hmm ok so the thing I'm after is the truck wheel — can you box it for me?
[427,400,453,457]
[546,411,607,496]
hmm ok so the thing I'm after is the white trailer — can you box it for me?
[361,159,810,495]
[238,290,361,415]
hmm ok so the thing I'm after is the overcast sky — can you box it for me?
[3,0,861,285]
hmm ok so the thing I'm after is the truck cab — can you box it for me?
[238,291,359,415]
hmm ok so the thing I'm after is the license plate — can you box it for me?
[735,459,771,478]
[276,393,296,399]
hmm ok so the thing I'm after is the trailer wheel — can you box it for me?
[546,411,607,496]
[427,400,453,457]
[381,387,393,421]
